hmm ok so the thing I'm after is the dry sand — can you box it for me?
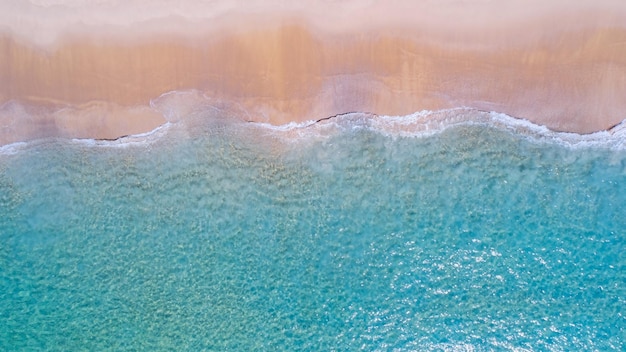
[1,0,626,144]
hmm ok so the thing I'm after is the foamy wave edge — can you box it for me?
[68,121,173,148]
[0,122,172,155]
[252,108,626,150]
[3,107,626,155]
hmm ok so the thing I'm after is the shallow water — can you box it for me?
[1,112,625,350]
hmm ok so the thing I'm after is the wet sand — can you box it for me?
[1,1,626,144]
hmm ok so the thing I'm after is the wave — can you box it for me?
[0,123,173,155]
[0,141,29,156]
[250,108,626,150]
[67,122,173,149]
[376,109,626,150]
[2,90,626,155]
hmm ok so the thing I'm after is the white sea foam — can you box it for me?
[0,141,29,156]
[0,122,173,156]
[68,121,173,149]
[3,90,626,154]
[251,108,626,151]
[251,120,318,131]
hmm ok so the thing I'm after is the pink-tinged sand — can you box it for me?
[1,1,626,144]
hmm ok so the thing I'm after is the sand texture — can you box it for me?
[1,1,626,143]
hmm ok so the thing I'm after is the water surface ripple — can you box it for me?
[1,114,625,350]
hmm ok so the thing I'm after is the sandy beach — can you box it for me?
[1,0,626,144]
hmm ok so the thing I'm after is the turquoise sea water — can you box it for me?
[1,110,625,350]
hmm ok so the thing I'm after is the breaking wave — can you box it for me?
[2,89,626,155]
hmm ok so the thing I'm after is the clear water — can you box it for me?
[1,112,625,350]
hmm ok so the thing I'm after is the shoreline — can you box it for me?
[3,107,626,156]
[2,2,626,144]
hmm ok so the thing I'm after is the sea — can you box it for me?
[1,99,625,350]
